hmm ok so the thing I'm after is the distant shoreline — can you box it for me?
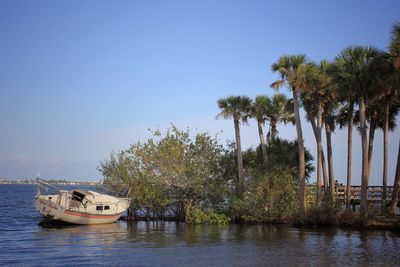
[0,180,100,186]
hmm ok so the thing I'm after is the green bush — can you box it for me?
[185,206,230,225]
[228,167,298,223]
[306,193,343,225]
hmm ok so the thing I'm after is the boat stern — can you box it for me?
[35,195,64,220]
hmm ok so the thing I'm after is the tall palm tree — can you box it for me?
[250,95,270,162]
[265,93,295,142]
[331,56,358,211]
[374,98,399,213]
[271,55,310,217]
[301,61,331,204]
[352,93,397,211]
[317,61,338,195]
[389,22,400,215]
[217,95,252,195]
[333,46,379,217]
[346,90,380,203]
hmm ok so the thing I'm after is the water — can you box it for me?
[1,184,399,266]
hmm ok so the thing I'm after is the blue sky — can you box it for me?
[0,0,399,185]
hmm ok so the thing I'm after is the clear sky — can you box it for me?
[1,0,399,185]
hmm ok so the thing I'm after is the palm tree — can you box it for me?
[301,61,331,204]
[265,93,295,142]
[374,98,399,213]
[352,90,399,213]
[250,95,270,162]
[331,56,358,211]
[349,97,383,208]
[389,22,400,215]
[217,95,252,195]
[333,46,379,217]
[271,55,310,217]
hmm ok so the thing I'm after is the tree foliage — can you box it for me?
[99,125,231,223]
[99,125,314,224]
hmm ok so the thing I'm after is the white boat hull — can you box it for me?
[58,209,123,224]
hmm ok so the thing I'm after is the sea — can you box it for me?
[1,184,400,266]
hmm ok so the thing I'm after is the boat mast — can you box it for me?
[35,177,41,197]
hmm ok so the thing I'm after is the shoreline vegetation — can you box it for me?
[101,22,399,232]
[117,215,400,233]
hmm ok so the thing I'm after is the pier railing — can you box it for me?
[306,185,400,209]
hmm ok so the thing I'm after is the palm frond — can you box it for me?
[270,80,284,90]
[389,21,400,70]
[216,95,253,122]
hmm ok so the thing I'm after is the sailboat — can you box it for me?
[34,178,130,225]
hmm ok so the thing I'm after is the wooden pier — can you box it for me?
[307,185,400,210]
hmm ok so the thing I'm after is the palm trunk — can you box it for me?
[270,120,277,142]
[381,103,389,214]
[359,96,369,217]
[322,150,328,193]
[313,104,323,205]
[257,120,268,162]
[367,119,376,178]
[310,118,328,193]
[325,122,335,195]
[234,118,244,196]
[292,89,306,217]
[346,102,354,211]
[315,105,322,205]
[389,138,400,214]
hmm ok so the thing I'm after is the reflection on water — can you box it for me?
[1,184,400,266]
[35,223,127,247]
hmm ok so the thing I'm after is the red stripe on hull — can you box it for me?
[64,210,121,219]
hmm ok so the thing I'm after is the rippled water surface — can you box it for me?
[1,184,400,266]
